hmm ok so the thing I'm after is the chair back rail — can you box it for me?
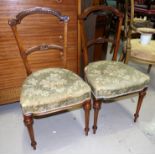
[79,5,123,66]
[8,7,69,75]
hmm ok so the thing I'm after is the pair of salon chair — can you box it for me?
[9,6,150,149]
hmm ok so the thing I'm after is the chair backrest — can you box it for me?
[8,7,69,76]
[79,5,123,66]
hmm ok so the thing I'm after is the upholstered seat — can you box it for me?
[21,68,91,115]
[85,61,150,99]
[130,39,155,63]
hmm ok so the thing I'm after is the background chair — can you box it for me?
[79,5,150,134]
[120,0,155,73]
[134,0,155,23]
[9,7,91,149]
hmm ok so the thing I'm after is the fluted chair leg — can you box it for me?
[83,100,91,136]
[92,99,101,134]
[134,88,147,122]
[24,115,37,150]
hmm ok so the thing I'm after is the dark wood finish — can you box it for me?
[93,15,109,61]
[83,100,91,136]
[79,5,123,134]
[0,0,79,104]
[92,0,109,61]
[79,5,148,133]
[92,99,101,134]
[134,88,147,122]
[79,5,123,67]
[24,115,37,150]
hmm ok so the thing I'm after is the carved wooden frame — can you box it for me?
[8,7,69,75]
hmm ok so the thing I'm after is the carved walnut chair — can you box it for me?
[121,0,155,73]
[8,7,91,149]
[79,5,150,134]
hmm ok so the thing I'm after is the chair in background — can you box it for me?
[79,5,150,134]
[122,0,155,73]
[134,0,155,23]
[9,7,91,149]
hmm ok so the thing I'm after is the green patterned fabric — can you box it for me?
[20,68,91,115]
[85,61,150,99]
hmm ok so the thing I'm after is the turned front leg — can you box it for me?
[93,99,101,134]
[83,100,91,136]
[134,88,147,122]
[24,115,37,150]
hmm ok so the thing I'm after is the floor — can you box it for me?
[0,62,155,153]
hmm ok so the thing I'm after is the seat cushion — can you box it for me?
[85,61,150,99]
[130,39,155,63]
[20,68,91,115]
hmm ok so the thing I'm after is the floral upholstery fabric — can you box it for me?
[20,68,91,115]
[85,61,150,99]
